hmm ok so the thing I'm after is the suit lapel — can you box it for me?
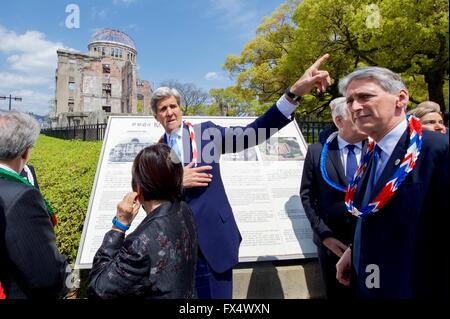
[327,138,347,186]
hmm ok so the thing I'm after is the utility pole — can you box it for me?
[0,94,22,111]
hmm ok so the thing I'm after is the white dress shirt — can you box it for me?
[276,94,299,119]
[165,128,184,164]
[374,119,408,178]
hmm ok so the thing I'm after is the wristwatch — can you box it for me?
[284,87,303,103]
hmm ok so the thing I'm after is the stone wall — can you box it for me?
[233,259,325,299]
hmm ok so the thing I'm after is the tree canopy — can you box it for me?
[221,0,449,117]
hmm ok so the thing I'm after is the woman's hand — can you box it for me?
[115,192,141,226]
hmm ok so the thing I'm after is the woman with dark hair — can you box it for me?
[88,144,198,299]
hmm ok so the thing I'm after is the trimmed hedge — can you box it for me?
[28,135,102,265]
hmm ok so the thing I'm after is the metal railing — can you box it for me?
[41,123,107,141]
[297,120,335,144]
[41,121,334,144]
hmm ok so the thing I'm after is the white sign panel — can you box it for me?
[75,116,316,269]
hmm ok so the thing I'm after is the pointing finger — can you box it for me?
[310,53,330,70]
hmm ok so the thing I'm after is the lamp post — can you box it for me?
[0,94,23,111]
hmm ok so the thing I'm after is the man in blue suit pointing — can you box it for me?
[152,54,332,299]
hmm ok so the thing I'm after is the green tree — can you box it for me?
[209,86,262,116]
[290,0,449,111]
[223,0,343,119]
[224,0,449,118]
[362,0,448,111]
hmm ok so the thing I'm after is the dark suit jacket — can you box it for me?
[88,201,198,299]
[0,179,68,299]
[300,138,361,247]
[165,104,292,273]
[352,129,449,299]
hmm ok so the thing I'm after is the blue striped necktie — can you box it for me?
[361,145,382,207]
[346,144,358,183]
[169,134,182,163]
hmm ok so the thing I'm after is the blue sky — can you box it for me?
[0,0,285,115]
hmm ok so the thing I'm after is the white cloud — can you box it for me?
[0,25,69,115]
[0,27,64,53]
[113,0,137,6]
[7,50,58,73]
[0,72,51,88]
[0,25,68,74]
[204,72,225,81]
[0,89,53,114]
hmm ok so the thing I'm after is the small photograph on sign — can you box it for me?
[108,138,153,162]
[221,147,259,162]
[259,137,303,161]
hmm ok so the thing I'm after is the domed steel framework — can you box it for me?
[89,28,136,51]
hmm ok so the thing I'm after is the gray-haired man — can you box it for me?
[336,67,449,299]
[0,112,68,299]
[151,55,332,298]
[301,97,367,299]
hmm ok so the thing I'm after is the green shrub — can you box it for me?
[28,135,102,265]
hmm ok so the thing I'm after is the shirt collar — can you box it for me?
[376,119,407,158]
[165,126,183,141]
[337,134,362,151]
[0,163,19,174]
